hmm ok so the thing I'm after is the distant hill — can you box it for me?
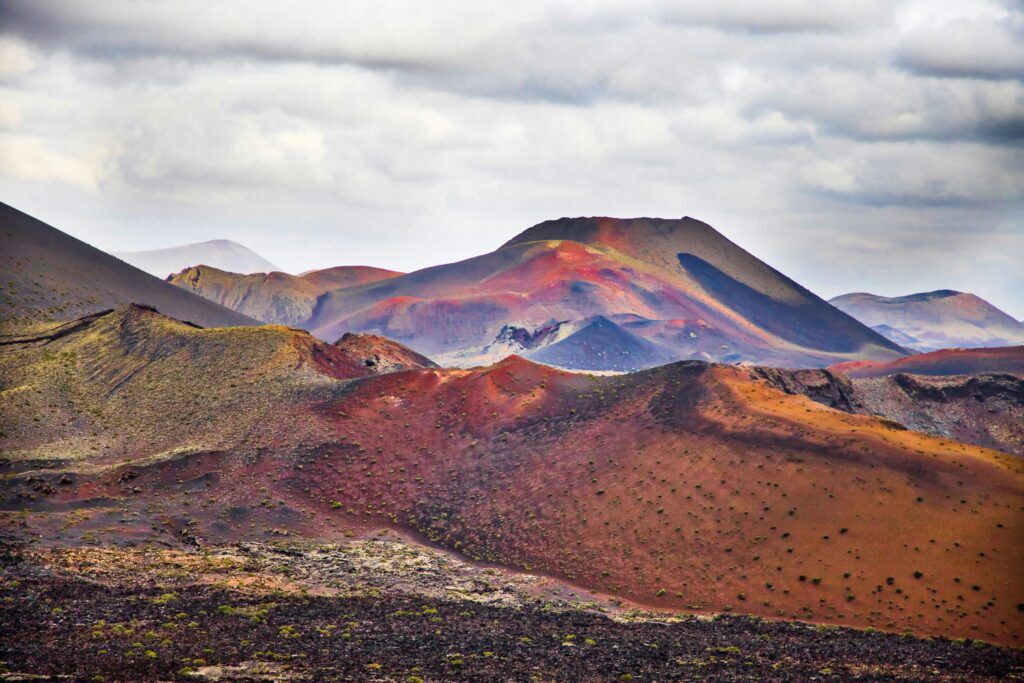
[0,202,258,330]
[114,239,279,278]
[830,290,1024,351]
[294,216,906,370]
[168,264,404,326]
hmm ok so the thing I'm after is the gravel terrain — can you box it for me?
[2,540,1021,682]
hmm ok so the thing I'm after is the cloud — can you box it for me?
[0,35,36,77]
[116,107,334,194]
[661,0,892,34]
[747,67,1024,142]
[896,14,1024,80]
[0,133,105,188]
[799,140,1024,207]
[0,0,1021,318]
[0,1,530,71]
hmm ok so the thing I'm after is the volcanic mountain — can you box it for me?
[114,239,280,278]
[2,305,1020,645]
[0,202,258,330]
[830,291,1024,351]
[168,264,403,326]
[228,216,904,370]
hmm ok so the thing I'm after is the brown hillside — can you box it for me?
[831,291,1024,351]
[753,366,1024,457]
[168,264,403,326]
[334,332,438,373]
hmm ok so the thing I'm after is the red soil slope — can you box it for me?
[833,346,1024,379]
[1,308,1020,645]
[334,332,439,373]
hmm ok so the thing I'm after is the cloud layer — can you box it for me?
[1,0,1022,316]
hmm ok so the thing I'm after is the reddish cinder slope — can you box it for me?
[501,217,904,355]
[298,359,1023,645]
[833,346,1024,379]
[1,309,1021,644]
[168,264,403,326]
[298,265,405,291]
[311,238,744,346]
[334,332,438,373]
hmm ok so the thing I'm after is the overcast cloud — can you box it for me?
[1,0,1021,316]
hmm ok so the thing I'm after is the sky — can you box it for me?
[1,0,1022,317]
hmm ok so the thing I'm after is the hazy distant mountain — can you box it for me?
[114,239,279,278]
[830,290,1024,351]
[0,202,259,329]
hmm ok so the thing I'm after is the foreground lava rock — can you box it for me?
[2,541,1021,682]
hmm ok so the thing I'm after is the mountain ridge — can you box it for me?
[168,264,404,326]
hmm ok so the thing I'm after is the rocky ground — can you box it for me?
[752,366,1024,456]
[2,538,1021,682]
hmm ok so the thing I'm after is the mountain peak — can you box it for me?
[501,216,716,250]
